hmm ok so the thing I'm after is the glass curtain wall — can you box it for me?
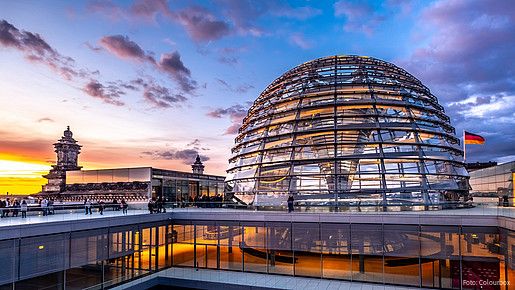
[1,221,514,289]
[0,223,172,290]
[169,222,513,289]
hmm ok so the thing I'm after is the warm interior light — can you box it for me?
[38,245,45,250]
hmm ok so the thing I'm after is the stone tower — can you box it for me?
[41,126,82,193]
[191,155,205,174]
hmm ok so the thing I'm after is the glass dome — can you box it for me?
[226,55,469,208]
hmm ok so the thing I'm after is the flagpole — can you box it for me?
[463,130,466,162]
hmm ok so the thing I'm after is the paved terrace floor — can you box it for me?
[0,203,513,229]
[112,267,426,290]
[0,209,149,228]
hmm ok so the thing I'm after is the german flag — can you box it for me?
[464,131,485,145]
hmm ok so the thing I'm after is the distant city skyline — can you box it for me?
[0,0,514,194]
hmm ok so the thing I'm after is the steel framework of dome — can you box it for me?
[226,55,469,208]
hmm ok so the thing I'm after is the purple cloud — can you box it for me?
[0,19,190,109]
[142,148,210,164]
[402,0,515,103]
[83,80,125,106]
[217,46,247,65]
[99,35,156,63]
[124,77,189,108]
[143,83,187,108]
[158,52,197,92]
[207,104,249,135]
[87,1,321,43]
[216,0,266,36]
[399,0,515,162]
[175,6,231,42]
[97,35,197,94]
[0,19,84,80]
[130,0,172,22]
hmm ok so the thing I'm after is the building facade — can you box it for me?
[469,161,515,197]
[226,55,469,207]
[39,128,224,202]
[61,167,224,202]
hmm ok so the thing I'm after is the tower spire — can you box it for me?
[192,154,205,174]
[41,127,82,193]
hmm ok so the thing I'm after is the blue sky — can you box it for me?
[0,0,513,193]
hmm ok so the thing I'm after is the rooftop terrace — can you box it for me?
[1,202,514,240]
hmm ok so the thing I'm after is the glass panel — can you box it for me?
[82,171,98,183]
[113,169,129,182]
[351,224,383,283]
[461,227,504,290]
[130,168,151,182]
[321,223,351,280]
[502,229,515,290]
[293,223,321,277]
[0,240,16,286]
[19,234,68,280]
[70,229,109,268]
[97,169,114,183]
[220,222,242,271]
[420,226,460,289]
[383,225,420,286]
[242,223,265,273]
[172,224,195,267]
[66,171,83,184]
[195,223,218,245]
[267,222,293,275]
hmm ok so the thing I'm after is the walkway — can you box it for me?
[1,203,513,229]
[0,209,148,228]
[112,267,426,290]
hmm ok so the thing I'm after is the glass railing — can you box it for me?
[0,203,149,227]
[162,200,515,218]
[1,198,513,228]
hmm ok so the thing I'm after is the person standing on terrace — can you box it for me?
[287,195,294,213]
[84,198,92,215]
[20,200,28,218]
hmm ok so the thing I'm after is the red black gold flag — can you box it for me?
[464,131,485,145]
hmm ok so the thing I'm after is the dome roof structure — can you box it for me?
[226,55,469,208]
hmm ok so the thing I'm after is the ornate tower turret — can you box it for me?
[54,126,82,170]
[192,155,205,174]
[41,126,82,193]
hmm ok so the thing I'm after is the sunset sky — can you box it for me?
[0,0,513,194]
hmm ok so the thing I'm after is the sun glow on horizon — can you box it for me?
[0,159,50,178]
[0,158,50,195]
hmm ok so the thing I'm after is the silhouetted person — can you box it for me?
[48,199,54,215]
[0,199,5,218]
[121,199,128,214]
[98,200,104,215]
[113,199,120,211]
[287,195,294,213]
[148,199,154,214]
[157,196,163,213]
[12,200,20,217]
